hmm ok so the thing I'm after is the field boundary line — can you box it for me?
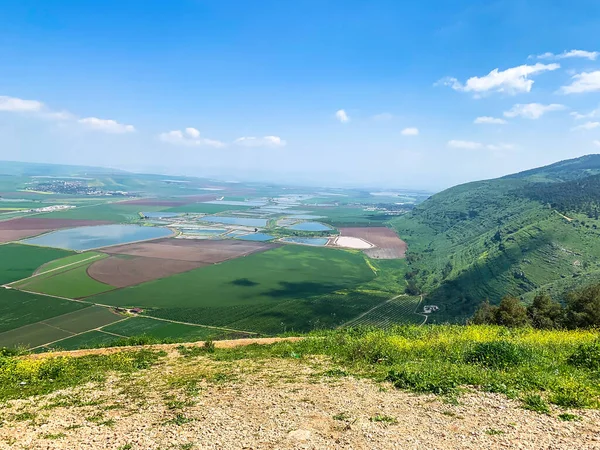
[137,314,260,335]
[6,254,104,286]
[337,294,404,328]
[29,318,130,350]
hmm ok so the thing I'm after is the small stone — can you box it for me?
[288,429,311,441]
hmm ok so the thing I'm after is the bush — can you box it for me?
[565,284,600,329]
[464,341,530,369]
[522,394,550,414]
[470,297,530,328]
[568,340,600,370]
[386,367,460,395]
[527,293,564,329]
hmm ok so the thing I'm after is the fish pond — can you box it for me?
[236,233,275,242]
[201,216,268,227]
[287,222,333,232]
[280,237,329,246]
[22,224,173,251]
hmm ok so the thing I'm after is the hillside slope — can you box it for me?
[392,154,600,322]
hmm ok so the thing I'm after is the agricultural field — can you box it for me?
[0,161,433,349]
[90,245,379,333]
[0,244,74,284]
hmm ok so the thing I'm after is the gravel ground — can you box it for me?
[1,355,599,449]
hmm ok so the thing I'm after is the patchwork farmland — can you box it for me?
[0,168,426,350]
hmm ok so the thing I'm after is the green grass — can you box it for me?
[101,317,226,341]
[311,207,391,227]
[0,244,73,285]
[91,246,377,334]
[17,261,115,298]
[209,325,600,409]
[0,349,164,401]
[0,289,89,334]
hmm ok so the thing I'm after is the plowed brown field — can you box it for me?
[339,227,407,259]
[87,256,206,287]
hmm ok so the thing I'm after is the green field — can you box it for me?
[343,295,425,327]
[46,330,123,350]
[0,289,90,335]
[39,203,167,222]
[0,306,125,348]
[102,317,226,341]
[91,246,378,333]
[0,244,74,285]
[33,251,104,274]
[312,207,391,227]
[17,260,115,299]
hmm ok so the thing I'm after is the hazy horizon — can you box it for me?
[1,1,600,190]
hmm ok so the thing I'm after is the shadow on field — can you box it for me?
[265,281,343,299]
[230,278,260,287]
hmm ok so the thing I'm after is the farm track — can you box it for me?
[24,336,304,359]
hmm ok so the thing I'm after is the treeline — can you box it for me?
[523,174,600,217]
[471,283,600,329]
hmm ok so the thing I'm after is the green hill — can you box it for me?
[391,154,600,323]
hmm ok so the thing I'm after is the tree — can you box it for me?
[527,293,564,329]
[470,300,498,325]
[495,296,530,328]
[565,284,600,329]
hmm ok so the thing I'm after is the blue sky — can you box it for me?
[1,0,600,190]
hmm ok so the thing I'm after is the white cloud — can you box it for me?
[373,112,393,121]
[401,127,419,136]
[504,103,566,120]
[572,121,600,131]
[594,140,600,147]
[78,117,135,134]
[233,136,287,148]
[335,109,350,123]
[559,71,600,94]
[474,116,507,125]
[571,108,599,120]
[159,128,225,147]
[448,140,514,151]
[486,143,514,151]
[535,49,599,61]
[0,95,44,112]
[439,63,560,96]
[448,140,483,149]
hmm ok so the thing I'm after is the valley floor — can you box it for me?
[1,347,599,449]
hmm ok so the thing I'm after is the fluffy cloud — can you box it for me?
[571,108,599,120]
[439,63,560,96]
[0,95,44,112]
[474,116,507,125]
[503,103,566,120]
[594,140,600,147]
[78,117,135,134]
[559,71,600,94]
[335,109,350,123]
[233,136,287,148]
[571,121,600,131]
[448,140,514,151]
[159,128,225,147]
[373,112,393,121]
[401,127,419,136]
[448,140,483,149]
[535,50,599,61]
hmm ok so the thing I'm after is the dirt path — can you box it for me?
[24,336,304,359]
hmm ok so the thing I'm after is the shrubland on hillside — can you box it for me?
[392,154,600,322]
